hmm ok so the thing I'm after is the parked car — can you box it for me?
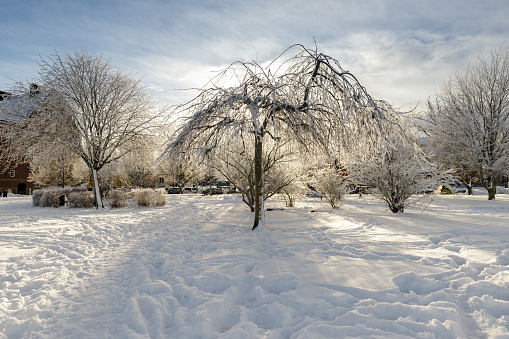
[305,191,324,198]
[182,187,198,194]
[202,187,224,195]
[165,187,180,194]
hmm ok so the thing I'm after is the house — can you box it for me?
[0,85,42,195]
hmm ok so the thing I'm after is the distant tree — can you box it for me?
[421,46,509,200]
[160,158,201,193]
[163,45,398,230]
[1,49,165,208]
[118,148,157,188]
[0,83,56,174]
[29,146,87,187]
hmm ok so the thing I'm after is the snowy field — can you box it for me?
[0,191,508,338]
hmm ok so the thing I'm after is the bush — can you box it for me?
[106,189,131,208]
[68,191,94,208]
[33,186,90,208]
[38,189,61,208]
[132,188,166,207]
[313,168,348,210]
[32,189,44,207]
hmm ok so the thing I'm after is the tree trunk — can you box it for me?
[467,185,473,195]
[252,133,264,230]
[61,164,65,188]
[488,186,496,200]
[92,168,104,209]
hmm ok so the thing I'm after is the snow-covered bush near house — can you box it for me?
[67,191,94,208]
[34,186,89,208]
[31,189,44,207]
[106,188,131,208]
[1,190,509,338]
[38,189,61,208]
[132,188,166,207]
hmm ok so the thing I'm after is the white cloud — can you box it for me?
[2,0,509,110]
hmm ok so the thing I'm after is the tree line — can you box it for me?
[1,44,508,230]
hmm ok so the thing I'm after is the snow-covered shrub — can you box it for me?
[33,186,90,208]
[132,188,166,207]
[106,189,131,208]
[359,142,444,213]
[68,191,94,208]
[39,189,61,208]
[32,189,44,207]
[313,167,349,210]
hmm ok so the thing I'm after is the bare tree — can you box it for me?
[3,49,165,208]
[160,158,201,193]
[117,148,157,188]
[0,83,53,174]
[29,145,87,187]
[163,44,397,230]
[422,46,509,200]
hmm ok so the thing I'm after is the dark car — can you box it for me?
[165,187,180,194]
[202,187,225,195]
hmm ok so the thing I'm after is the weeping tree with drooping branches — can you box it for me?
[163,44,399,230]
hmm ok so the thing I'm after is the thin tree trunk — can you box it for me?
[252,133,263,230]
[61,153,66,188]
[61,164,65,188]
[92,168,103,209]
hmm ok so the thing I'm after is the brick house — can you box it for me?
[0,162,35,195]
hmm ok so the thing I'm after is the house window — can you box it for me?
[158,177,164,183]
[8,170,15,177]
[34,183,40,188]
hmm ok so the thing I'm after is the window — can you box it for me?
[34,183,40,188]
[8,170,15,177]
[158,177,165,183]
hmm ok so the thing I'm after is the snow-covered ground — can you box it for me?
[1,190,508,338]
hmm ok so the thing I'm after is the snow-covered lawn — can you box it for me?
[1,191,508,338]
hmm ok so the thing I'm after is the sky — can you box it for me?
[1,0,509,111]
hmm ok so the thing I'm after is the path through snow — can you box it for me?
[1,192,509,338]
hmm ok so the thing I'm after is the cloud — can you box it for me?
[2,0,509,110]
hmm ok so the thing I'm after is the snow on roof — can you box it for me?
[0,91,44,123]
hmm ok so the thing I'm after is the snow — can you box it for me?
[1,190,509,338]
